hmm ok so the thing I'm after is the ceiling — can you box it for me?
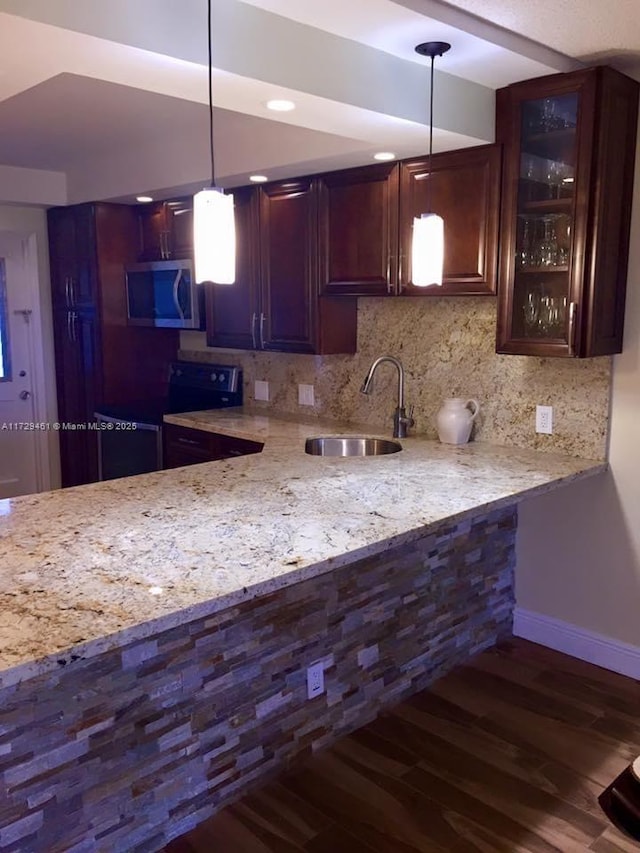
[0,0,636,207]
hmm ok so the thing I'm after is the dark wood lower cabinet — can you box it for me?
[163,423,263,469]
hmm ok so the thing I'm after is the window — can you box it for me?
[0,260,10,381]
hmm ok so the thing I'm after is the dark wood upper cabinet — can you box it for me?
[48,203,97,308]
[496,66,639,357]
[206,180,357,354]
[136,198,193,261]
[318,163,399,297]
[399,145,501,296]
[316,145,501,297]
[259,178,318,352]
[205,187,259,350]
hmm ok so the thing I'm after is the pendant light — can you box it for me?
[411,41,451,287]
[193,0,236,284]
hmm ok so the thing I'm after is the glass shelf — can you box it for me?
[523,198,573,213]
[517,265,569,275]
[510,91,579,344]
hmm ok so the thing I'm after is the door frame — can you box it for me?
[1,230,53,494]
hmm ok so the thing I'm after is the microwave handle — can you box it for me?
[173,270,185,321]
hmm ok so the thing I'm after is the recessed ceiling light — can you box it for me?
[249,175,269,183]
[136,195,154,203]
[373,152,396,161]
[266,99,295,112]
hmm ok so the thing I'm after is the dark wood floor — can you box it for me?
[164,638,640,852]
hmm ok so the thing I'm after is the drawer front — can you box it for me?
[163,424,263,469]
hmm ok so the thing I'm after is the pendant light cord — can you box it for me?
[427,53,435,214]
[415,42,450,214]
[207,0,215,188]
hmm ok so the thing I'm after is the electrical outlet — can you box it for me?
[535,405,553,435]
[306,661,325,699]
[298,384,315,406]
[254,380,269,402]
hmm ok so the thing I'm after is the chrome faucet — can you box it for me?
[360,355,414,438]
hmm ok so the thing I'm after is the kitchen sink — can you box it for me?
[304,436,402,457]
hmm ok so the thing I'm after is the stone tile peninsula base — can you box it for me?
[0,506,516,852]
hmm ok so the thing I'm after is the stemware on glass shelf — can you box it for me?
[524,95,577,135]
[522,287,567,337]
[516,213,571,270]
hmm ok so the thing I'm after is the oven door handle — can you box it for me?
[93,413,161,431]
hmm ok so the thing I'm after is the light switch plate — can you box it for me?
[298,384,315,406]
[254,380,270,402]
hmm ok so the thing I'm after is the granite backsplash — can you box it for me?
[180,296,612,461]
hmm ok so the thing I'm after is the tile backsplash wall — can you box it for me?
[181,297,612,460]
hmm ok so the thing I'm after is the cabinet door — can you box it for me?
[318,163,399,296]
[137,203,169,260]
[205,187,260,349]
[399,145,501,296]
[53,308,101,487]
[165,199,193,258]
[48,208,76,310]
[496,67,638,357]
[258,178,318,353]
[70,205,97,307]
[47,205,97,310]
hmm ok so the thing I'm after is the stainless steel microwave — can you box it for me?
[125,259,203,329]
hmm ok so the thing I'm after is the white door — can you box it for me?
[0,233,40,498]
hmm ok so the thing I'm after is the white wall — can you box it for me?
[516,119,640,652]
[0,205,59,489]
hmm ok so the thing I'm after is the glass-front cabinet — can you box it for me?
[496,67,639,357]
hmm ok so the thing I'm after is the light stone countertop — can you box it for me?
[0,408,606,688]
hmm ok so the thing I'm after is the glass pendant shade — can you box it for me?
[411,212,444,287]
[193,186,236,284]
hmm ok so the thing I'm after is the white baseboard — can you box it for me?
[513,607,640,680]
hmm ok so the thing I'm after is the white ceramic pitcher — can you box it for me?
[435,398,480,445]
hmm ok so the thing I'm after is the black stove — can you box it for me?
[93,361,243,480]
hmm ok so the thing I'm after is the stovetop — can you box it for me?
[94,362,243,426]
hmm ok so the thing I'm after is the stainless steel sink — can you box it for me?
[305,436,402,457]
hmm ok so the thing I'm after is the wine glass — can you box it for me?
[523,289,541,335]
[517,217,534,268]
[537,217,558,267]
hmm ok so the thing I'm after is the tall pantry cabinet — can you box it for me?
[48,203,177,487]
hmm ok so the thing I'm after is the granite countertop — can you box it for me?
[0,408,606,688]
